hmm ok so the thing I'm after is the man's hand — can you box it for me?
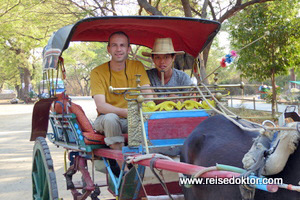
[168,94,183,102]
[141,84,153,101]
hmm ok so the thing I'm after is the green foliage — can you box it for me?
[158,0,185,16]
[63,42,110,95]
[206,34,231,83]
[265,86,281,103]
[228,0,300,82]
[227,0,300,116]
[1,0,286,96]
[0,0,84,94]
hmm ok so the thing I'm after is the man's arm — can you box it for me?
[94,94,128,118]
[141,84,153,100]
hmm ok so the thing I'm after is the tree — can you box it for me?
[63,0,277,82]
[206,37,230,83]
[0,0,284,97]
[0,0,83,99]
[66,0,138,16]
[228,0,300,116]
[63,42,110,95]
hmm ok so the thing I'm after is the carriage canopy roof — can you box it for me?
[43,16,220,70]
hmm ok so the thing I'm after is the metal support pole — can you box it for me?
[139,107,149,154]
[253,97,256,110]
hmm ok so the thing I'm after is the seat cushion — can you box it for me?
[53,93,128,145]
[82,131,105,145]
[53,93,105,145]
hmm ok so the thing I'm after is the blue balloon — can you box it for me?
[225,55,233,63]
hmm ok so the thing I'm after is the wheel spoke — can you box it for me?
[36,152,45,195]
[32,171,41,197]
[33,154,42,197]
[33,193,42,200]
[42,179,49,200]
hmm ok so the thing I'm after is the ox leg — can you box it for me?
[239,185,255,200]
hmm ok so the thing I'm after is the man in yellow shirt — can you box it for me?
[90,32,151,168]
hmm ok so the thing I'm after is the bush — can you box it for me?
[265,87,281,103]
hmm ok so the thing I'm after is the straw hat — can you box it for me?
[142,38,185,57]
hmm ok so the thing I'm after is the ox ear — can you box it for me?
[184,134,206,164]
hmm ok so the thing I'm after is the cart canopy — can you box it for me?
[43,16,220,70]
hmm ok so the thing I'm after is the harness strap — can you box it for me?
[243,150,266,177]
[149,157,174,200]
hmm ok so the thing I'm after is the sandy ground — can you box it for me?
[0,98,114,200]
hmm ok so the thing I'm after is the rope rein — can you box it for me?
[196,83,298,132]
[133,165,149,197]
[126,81,300,194]
[196,83,265,132]
[193,83,300,193]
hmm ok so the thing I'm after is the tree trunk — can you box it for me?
[202,43,212,69]
[198,44,212,85]
[181,0,192,17]
[24,67,31,93]
[201,0,209,18]
[65,79,76,95]
[85,82,90,96]
[271,68,276,118]
[199,0,210,84]
[198,54,208,84]
[80,85,84,96]
[110,0,117,15]
[137,0,163,15]
[18,68,24,99]
[76,78,84,96]
[75,76,84,96]
[290,68,296,88]
[15,85,21,99]
[83,77,90,96]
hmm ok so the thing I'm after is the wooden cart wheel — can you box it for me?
[32,137,59,200]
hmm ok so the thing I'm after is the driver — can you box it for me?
[142,38,192,99]
[90,31,152,168]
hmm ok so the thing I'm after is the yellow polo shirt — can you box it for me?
[90,59,150,109]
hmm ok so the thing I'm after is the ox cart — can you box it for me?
[30,16,296,200]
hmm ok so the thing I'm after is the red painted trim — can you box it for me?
[148,117,207,139]
[138,181,182,197]
[94,149,278,193]
[93,149,238,178]
[93,149,125,161]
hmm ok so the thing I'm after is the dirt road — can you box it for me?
[0,98,113,200]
